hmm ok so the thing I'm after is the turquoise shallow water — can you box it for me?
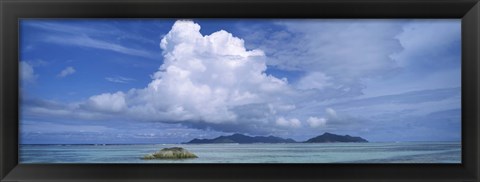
[19,142,461,163]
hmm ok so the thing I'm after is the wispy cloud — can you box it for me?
[26,21,157,59]
[45,35,156,59]
[28,21,158,45]
[58,66,76,77]
[105,76,135,84]
[27,22,103,35]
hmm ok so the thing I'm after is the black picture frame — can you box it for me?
[1,0,479,181]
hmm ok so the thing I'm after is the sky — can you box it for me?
[19,19,461,144]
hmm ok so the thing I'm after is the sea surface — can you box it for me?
[19,142,461,163]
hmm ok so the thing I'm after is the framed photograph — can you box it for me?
[1,0,479,181]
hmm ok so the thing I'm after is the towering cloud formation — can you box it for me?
[79,20,300,133]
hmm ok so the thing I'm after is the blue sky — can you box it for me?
[19,19,461,144]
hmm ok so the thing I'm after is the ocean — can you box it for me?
[19,142,461,163]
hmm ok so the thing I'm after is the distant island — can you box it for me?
[305,132,368,143]
[185,133,296,144]
[184,132,368,144]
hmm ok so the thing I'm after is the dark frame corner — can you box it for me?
[1,0,480,182]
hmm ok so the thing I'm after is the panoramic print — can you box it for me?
[19,19,461,163]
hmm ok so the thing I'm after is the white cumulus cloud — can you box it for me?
[49,20,295,134]
[58,66,76,77]
[326,108,337,119]
[276,117,302,128]
[20,61,37,82]
[84,92,127,113]
[307,117,327,128]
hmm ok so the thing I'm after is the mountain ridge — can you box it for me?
[305,132,368,143]
[185,133,297,144]
[184,132,368,144]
